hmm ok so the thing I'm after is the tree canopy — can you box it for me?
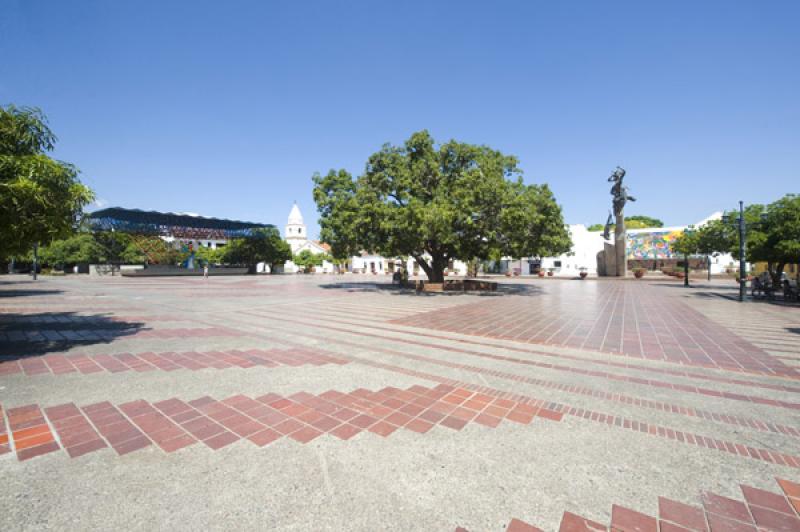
[292,249,331,272]
[626,215,664,228]
[313,130,571,282]
[223,227,292,271]
[39,233,105,269]
[0,105,94,258]
[672,194,800,283]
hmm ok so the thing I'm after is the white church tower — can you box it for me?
[285,202,307,254]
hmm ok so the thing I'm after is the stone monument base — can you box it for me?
[596,242,617,277]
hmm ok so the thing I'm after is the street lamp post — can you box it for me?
[737,200,746,302]
[723,201,747,302]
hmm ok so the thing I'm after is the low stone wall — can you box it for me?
[121,266,249,277]
[416,279,498,292]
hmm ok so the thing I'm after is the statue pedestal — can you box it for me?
[605,242,617,276]
[614,213,627,277]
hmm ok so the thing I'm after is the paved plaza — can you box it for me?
[1,275,800,531]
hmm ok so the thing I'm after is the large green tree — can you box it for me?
[675,195,800,285]
[313,130,571,282]
[0,105,94,260]
[223,227,292,272]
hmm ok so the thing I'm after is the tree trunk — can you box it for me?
[413,254,445,283]
[771,262,785,287]
[32,243,39,281]
[429,254,447,283]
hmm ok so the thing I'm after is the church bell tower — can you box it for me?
[285,202,307,253]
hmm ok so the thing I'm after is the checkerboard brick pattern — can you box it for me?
[0,384,560,462]
[458,477,800,532]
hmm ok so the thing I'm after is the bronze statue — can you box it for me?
[602,211,613,241]
[608,166,635,216]
[598,166,634,277]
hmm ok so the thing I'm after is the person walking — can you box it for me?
[203,264,209,280]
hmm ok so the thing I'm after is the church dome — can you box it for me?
[288,203,304,225]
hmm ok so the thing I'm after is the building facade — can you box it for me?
[280,204,468,277]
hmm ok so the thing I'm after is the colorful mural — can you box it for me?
[626,230,685,259]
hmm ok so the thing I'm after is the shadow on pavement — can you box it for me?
[0,311,146,359]
[317,281,542,296]
[0,289,64,298]
[653,282,800,306]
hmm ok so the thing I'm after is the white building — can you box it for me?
[282,203,336,273]
[524,213,737,277]
[280,203,468,277]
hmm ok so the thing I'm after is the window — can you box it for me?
[554,261,562,268]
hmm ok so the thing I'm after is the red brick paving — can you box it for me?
[270,307,800,396]
[0,347,348,376]
[394,283,798,378]
[456,477,800,532]
[287,317,800,411]
[0,383,557,462]
[44,403,107,458]
[249,322,800,464]
[313,341,800,469]
[6,404,59,461]
[0,404,9,455]
[0,326,241,344]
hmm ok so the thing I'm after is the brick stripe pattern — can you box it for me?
[0,384,561,462]
[270,307,800,395]
[457,477,800,532]
[0,405,9,455]
[1,326,240,344]
[395,282,798,377]
[0,347,349,376]
[272,316,800,414]
[5,404,59,461]
[352,350,800,469]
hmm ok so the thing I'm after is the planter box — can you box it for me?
[417,281,444,292]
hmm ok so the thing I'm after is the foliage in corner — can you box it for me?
[0,105,94,258]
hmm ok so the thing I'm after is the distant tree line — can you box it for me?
[586,215,664,232]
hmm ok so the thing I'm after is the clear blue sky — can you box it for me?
[2,1,798,237]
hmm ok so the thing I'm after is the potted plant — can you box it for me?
[547,268,554,277]
[633,268,645,279]
[579,267,588,279]
[537,270,545,277]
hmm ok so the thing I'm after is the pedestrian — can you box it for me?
[203,263,209,280]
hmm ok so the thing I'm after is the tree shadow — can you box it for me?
[0,311,146,359]
[0,289,64,298]
[316,280,542,297]
[786,328,800,335]
[657,284,800,306]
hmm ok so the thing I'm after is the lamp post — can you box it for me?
[722,201,747,302]
[682,227,694,288]
[737,200,746,301]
